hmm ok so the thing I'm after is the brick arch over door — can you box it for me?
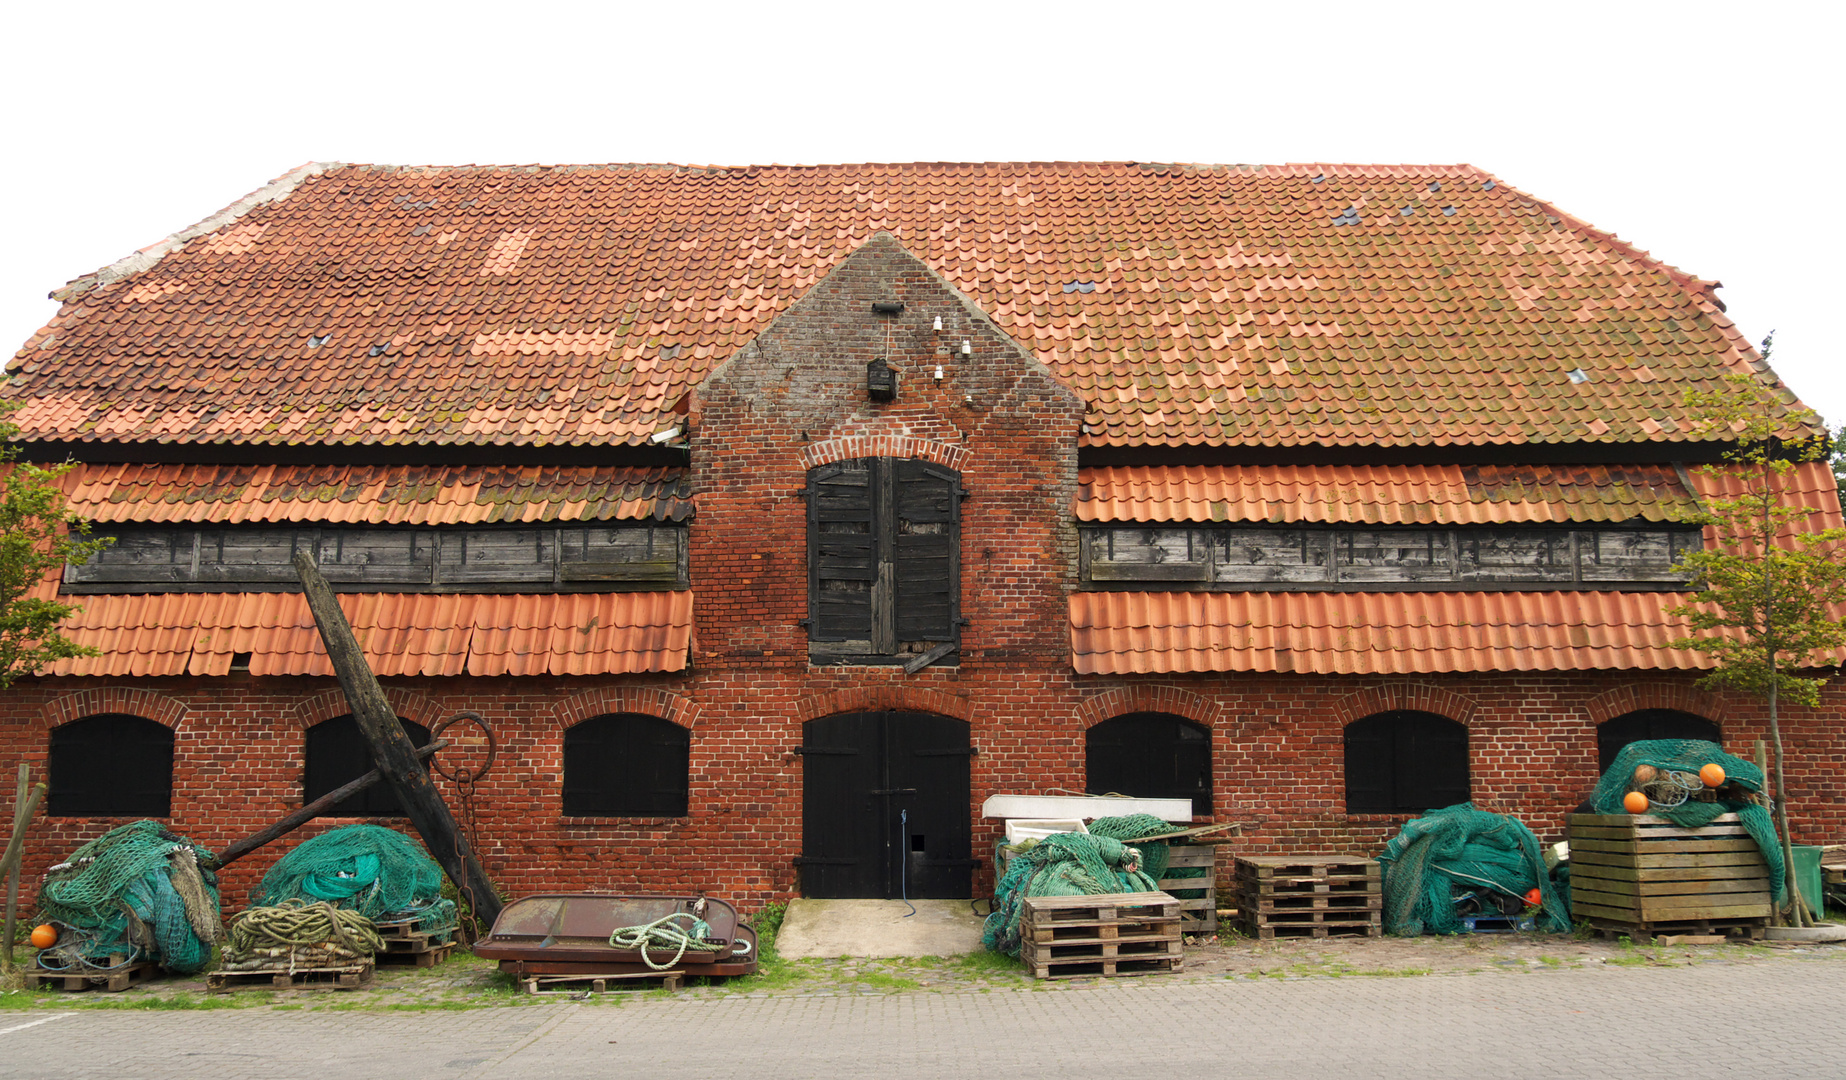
[799,435,970,474]
[40,688,189,734]
[552,687,701,732]
[287,688,442,732]
[1584,682,1727,727]
[795,685,974,724]
[1074,686,1221,731]
[1330,683,1480,729]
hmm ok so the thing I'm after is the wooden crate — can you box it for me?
[1156,843,1217,933]
[375,941,456,968]
[1234,855,1382,940]
[25,959,159,993]
[1021,892,1182,980]
[1569,813,1772,941]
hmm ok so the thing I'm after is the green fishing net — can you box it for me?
[1378,804,1571,936]
[981,813,1171,957]
[34,820,222,974]
[255,825,457,940]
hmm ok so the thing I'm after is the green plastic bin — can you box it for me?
[1792,844,1824,917]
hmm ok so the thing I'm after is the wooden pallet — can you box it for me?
[1021,892,1182,980]
[1568,814,1772,941]
[1234,855,1383,939]
[1156,844,1218,933]
[25,959,159,993]
[206,960,375,992]
[375,941,455,968]
[1823,863,1845,908]
[519,970,684,994]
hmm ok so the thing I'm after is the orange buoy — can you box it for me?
[1700,763,1727,788]
[29,924,57,949]
[1523,887,1543,907]
[1623,791,1649,814]
[1633,764,1659,784]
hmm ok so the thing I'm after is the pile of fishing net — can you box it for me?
[220,898,385,972]
[982,813,1174,957]
[33,821,222,974]
[254,825,457,942]
[1587,738,1784,905]
[1378,804,1572,936]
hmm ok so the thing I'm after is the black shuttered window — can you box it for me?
[305,715,432,816]
[562,713,690,817]
[48,714,174,817]
[1344,711,1470,814]
[807,457,960,665]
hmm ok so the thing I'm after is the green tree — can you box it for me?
[1670,370,1846,926]
[0,404,106,686]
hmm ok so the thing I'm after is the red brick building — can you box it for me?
[5,162,1840,910]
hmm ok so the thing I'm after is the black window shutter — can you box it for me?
[893,460,959,642]
[1345,711,1469,813]
[48,714,174,817]
[1596,710,1720,773]
[563,713,690,817]
[1343,715,1394,813]
[808,461,876,643]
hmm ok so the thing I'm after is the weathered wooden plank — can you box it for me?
[1568,875,1770,898]
[1570,813,1741,828]
[1571,837,1761,856]
[1570,824,1749,840]
[1571,849,1766,870]
[292,552,502,927]
[1568,863,1769,884]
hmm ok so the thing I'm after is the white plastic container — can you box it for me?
[981,794,1193,823]
[1003,818,1091,845]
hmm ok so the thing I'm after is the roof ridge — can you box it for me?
[52,162,342,301]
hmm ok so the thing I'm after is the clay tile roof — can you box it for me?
[1069,591,1714,675]
[57,463,691,524]
[1077,463,1703,525]
[42,589,692,677]
[8,162,1814,450]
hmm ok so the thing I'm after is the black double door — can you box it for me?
[800,711,973,899]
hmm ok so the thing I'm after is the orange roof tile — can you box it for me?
[43,590,691,677]
[1685,460,1845,533]
[56,463,690,525]
[1069,590,1715,675]
[1077,464,1703,525]
[8,162,1813,450]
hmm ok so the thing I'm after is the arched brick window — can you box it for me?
[563,713,690,817]
[1597,709,1721,774]
[1344,711,1469,814]
[1086,712,1212,816]
[49,714,174,817]
[305,715,431,816]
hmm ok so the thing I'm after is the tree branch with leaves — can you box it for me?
[1669,366,1846,926]
[0,403,107,688]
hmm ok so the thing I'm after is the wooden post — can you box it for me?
[3,764,25,968]
[291,552,503,926]
[0,782,46,974]
[212,740,449,870]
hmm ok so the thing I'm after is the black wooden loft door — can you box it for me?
[800,712,973,899]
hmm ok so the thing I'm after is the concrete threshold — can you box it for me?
[775,898,986,959]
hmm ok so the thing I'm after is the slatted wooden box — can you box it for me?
[1568,813,1772,940]
[1156,843,1217,933]
[1233,855,1382,939]
[1020,892,1183,979]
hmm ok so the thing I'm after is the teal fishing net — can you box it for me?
[1378,804,1571,936]
[255,825,457,940]
[34,821,222,974]
[981,814,1169,957]
[1587,739,1784,906]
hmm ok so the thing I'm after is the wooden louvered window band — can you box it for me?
[1081,525,1702,591]
[807,457,961,667]
[63,523,688,592]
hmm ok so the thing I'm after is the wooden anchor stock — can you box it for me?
[291,551,504,926]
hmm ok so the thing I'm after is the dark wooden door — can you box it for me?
[800,712,972,899]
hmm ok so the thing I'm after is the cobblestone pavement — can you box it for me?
[3,953,1843,1079]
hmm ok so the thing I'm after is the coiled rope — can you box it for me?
[227,899,385,958]
[607,912,725,971]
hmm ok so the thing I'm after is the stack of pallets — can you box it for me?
[1020,892,1183,979]
[1234,855,1382,939]
[206,959,375,991]
[1157,844,1218,933]
[372,918,456,968]
[1569,813,1772,941]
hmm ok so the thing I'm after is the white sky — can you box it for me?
[4,1,1841,427]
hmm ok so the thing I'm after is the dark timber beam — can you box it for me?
[291,552,504,926]
[211,739,449,870]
